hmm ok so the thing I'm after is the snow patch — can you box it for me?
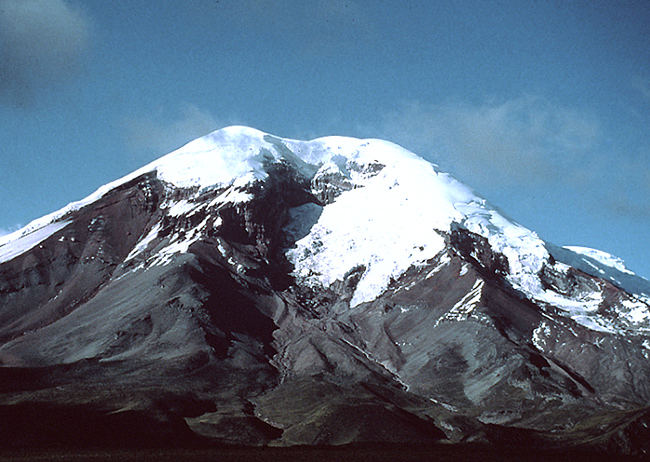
[208,182,254,207]
[149,217,209,266]
[434,279,484,327]
[165,200,201,217]
[0,221,70,264]
[424,254,451,279]
[458,203,550,299]
[125,223,161,262]
[428,397,458,412]
[570,315,615,334]
[540,286,603,314]
[619,299,650,324]
[532,321,552,350]
[286,149,455,306]
[565,246,635,275]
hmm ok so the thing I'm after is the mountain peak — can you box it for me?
[2,126,650,452]
[1,127,648,330]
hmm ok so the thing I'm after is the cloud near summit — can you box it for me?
[367,96,601,189]
[123,104,231,158]
[0,0,90,107]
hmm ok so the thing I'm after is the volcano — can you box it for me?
[1,126,649,456]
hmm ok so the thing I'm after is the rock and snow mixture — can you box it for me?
[1,126,648,333]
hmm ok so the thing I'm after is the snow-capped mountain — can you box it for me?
[1,126,649,454]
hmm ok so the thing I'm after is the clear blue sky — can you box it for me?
[1,0,649,278]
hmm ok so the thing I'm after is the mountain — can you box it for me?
[1,126,649,455]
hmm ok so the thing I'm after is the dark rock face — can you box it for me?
[0,173,162,346]
[449,225,510,279]
[0,154,649,457]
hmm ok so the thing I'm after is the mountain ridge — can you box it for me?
[2,126,647,331]
[0,126,649,454]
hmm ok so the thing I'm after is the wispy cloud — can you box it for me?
[123,103,235,157]
[364,96,600,190]
[0,0,91,107]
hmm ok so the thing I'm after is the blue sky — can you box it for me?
[0,0,649,277]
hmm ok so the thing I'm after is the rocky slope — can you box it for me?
[0,126,649,455]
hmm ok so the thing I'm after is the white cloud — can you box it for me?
[0,0,91,106]
[365,96,600,190]
[123,104,234,156]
